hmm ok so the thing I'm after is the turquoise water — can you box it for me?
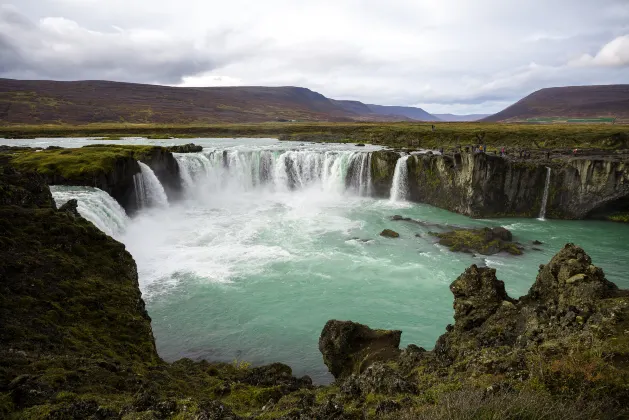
[15,137,629,384]
[122,190,629,384]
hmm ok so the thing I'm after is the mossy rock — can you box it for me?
[433,227,522,255]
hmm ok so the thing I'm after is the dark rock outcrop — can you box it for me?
[370,151,400,198]
[136,147,182,202]
[434,243,627,374]
[380,229,400,238]
[319,320,402,380]
[0,159,54,209]
[58,199,80,217]
[525,243,618,313]
[167,143,203,153]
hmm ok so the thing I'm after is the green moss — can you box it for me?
[607,212,629,223]
[10,145,160,180]
[433,227,522,255]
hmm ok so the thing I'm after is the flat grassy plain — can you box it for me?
[1,122,629,149]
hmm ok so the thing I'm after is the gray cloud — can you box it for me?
[2,1,629,113]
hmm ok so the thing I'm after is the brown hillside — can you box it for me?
[484,85,629,122]
[0,79,405,124]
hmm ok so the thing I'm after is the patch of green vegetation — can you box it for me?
[607,212,629,223]
[9,145,160,181]
[1,122,628,150]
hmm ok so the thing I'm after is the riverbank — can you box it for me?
[1,122,629,150]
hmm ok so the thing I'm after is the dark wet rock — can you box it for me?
[490,226,512,242]
[433,227,522,255]
[167,143,203,153]
[319,320,402,380]
[450,265,513,331]
[196,400,243,420]
[375,399,402,416]
[0,161,55,208]
[525,243,618,313]
[533,240,543,245]
[435,243,628,379]
[48,399,117,419]
[241,362,312,393]
[58,199,80,218]
[339,363,416,398]
[355,143,366,147]
[380,229,400,238]
[532,247,543,251]
[46,145,63,150]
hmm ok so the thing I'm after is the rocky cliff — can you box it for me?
[7,145,185,213]
[370,150,629,220]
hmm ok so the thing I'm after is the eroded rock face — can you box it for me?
[372,151,629,220]
[319,320,402,380]
[526,243,618,312]
[434,243,626,372]
[450,265,513,331]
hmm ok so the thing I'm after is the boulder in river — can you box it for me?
[432,226,522,255]
[380,229,400,238]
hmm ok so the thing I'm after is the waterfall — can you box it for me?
[390,155,410,202]
[346,152,372,196]
[173,149,366,194]
[174,153,213,192]
[538,166,552,220]
[134,162,169,208]
[50,186,129,238]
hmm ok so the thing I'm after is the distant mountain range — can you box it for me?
[483,85,629,122]
[0,79,440,124]
[1,79,627,125]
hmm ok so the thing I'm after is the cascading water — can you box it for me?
[50,186,129,238]
[390,155,410,202]
[174,149,371,195]
[174,152,213,191]
[538,166,552,220]
[134,162,169,208]
[346,152,372,196]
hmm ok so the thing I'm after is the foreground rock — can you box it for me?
[433,226,522,255]
[319,320,402,380]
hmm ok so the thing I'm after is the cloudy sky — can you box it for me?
[1,1,628,113]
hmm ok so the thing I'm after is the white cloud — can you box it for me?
[2,0,629,113]
[570,35,629,67]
